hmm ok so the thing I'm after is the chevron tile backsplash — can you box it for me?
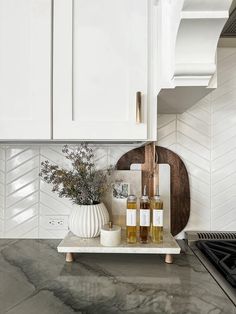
[0,144,137,238]
[158,47,236,235]
[0,47,235,238]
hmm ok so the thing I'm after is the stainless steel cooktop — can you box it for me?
[186,231,236,306]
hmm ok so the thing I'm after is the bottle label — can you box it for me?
[140,209,150,227]
[153,209,163,227]
[126,209,137,226]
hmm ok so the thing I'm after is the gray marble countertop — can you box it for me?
[0,239,235,314]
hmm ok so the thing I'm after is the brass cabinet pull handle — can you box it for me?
[136,91,142,123]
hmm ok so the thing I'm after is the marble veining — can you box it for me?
[0,239,235,314]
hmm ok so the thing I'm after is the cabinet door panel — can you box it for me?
[54,0,148,140]
[0,0,51,139]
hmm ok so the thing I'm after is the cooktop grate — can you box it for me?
[197,240,236,287]
[186,231,236,244]
[197,232,236,240]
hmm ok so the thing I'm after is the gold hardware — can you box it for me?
[136,91,142,123]
[108,221,113,229]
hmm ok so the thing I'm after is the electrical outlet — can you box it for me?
[42,216,69,230]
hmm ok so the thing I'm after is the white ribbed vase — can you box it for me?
[68,203,109,238]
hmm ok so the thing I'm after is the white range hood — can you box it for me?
[157,0,233,113]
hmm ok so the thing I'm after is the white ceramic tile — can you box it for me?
[185,200,210,230]
[177,120,210,148]
[210,49,236,232]
[212,89,236,113]
[212,135,236,160]
[157,132,176,148]
[166,143,178,154]
[6,147,39,172]
[212,147,236,172]
[212,184,236,209]
[38,228,68,239]
[5,204,38,232]
[40,145,70,169]
[212,172,236,197]
[213,107,236,134]
[6,156,39,184]
[5,192,38,219]
[217,55,236,76]
[93,147,108,169]
[189,175,210,197]
[177,111,210,135]
[212,197,236,221]
[195,97,211,113]
[0,220,3,237]
[40,183,73,216]
[217,48,236,61]
[0,147,5,237]
[107,145,138,166]
[217,50,236,74]
[6,147,29,160]
[184,162,210,185]
[175,144,210,172]
[157,114,176,128]
[6,168,39,196]
[212,77,236,102]
[212,160,236,184]
[186,103,211,125]
[190,188,211,209]
[0,162,4,173]
[157,120,176,141]
[5,144,40,238]
[158,107,211,234]
[4,216,38,238]
[177,132,210,160]
[212,208,236,231]
[6,180,39,209]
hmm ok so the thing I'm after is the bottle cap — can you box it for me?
[151,195,161,201]
[127,194,137,201]
[141,195,149,201]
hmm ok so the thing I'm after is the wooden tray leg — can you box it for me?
[165,254,173,264]
[66,252,74,263]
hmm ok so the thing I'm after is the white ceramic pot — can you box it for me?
[69,203,109,238]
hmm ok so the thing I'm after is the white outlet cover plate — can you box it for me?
[40,216,69,230]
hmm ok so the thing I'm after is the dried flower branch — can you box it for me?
[40,144,113,205]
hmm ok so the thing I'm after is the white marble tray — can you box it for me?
[57,231,180,255]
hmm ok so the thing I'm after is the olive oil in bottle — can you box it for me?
[126,195,137,243]
[139,185,150,244]
[151,188,163,243]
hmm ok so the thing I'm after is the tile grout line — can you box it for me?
[3,145,6,238]
[38,146,41,239]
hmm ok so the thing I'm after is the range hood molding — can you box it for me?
[157,0,233,113]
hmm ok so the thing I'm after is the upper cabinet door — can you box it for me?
[0,0,51,140]
[53,0,150,140]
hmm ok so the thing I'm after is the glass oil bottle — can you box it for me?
[126,195,137,243]
[150,187,163,243]
[139,185,150,244]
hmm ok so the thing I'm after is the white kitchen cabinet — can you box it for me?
[0,0,51,139]
[53,0,157,141]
